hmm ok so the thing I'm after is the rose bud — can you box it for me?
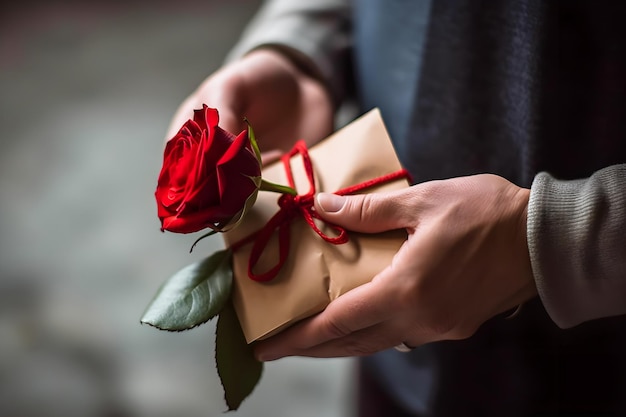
[155,105,261,234]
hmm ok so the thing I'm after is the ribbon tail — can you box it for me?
[247,212,292,282]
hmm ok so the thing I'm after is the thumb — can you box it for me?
[314,190,411,233]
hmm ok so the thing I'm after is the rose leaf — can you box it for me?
[140,249,232,331]
[216,300,263,411]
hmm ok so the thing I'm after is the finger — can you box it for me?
[165,100,244,143]
[203,74,248,134]
[268,321,408,359]
[165,76,247,142]
[254,272,396,361]
[211,96,245,135]
[314,188,416,233]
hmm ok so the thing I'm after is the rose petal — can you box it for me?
[192,108,207,131]
[215,166,259,216]
[216,130,249,167]
[204,105,219,129]
[162,204,236,233]
[157,106,260,235]
[182,173,220,209]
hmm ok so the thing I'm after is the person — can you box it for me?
[166,0,626,415]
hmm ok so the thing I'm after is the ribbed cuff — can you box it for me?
[528,166,626,328]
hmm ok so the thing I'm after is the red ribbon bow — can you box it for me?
[232,140,411,282]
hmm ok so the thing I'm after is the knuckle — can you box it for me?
[422,316,476,341]
[355,194,387,223]
[343,340,379,357]
[450,323,478,340]
[323,317,351,340]
[358,194,373,223]
[429,320,455,338]
[339,194,373,223]
[414,314,456,339]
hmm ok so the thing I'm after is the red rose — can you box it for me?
[156,105,261,234]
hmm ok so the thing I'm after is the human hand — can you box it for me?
[254,174,538,360]
[165,48,334,163]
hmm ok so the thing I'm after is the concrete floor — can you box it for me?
[0,1,355,416]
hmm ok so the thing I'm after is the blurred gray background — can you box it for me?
[0,1,356,416]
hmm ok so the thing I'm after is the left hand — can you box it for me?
[164,49,334,162]
[254,174,538,360]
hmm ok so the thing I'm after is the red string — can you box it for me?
[230,140,412,282]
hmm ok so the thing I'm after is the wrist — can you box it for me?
[515,186,538,303]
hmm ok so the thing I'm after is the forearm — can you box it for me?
[528,164,626,328]
[224,0,352,106]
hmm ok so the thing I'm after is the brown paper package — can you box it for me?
[223,108,409,343]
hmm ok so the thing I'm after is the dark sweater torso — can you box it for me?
[353,1,626,415]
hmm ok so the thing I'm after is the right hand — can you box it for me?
[165,48,334,162]
[254,174,537,360]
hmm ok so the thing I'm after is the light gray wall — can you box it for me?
[0,2,355,416]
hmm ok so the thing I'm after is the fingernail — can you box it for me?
[316,193,345,213]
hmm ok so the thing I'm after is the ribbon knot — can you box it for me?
[277,193,294,210]
[277,193,313,212]
[232,140,412,283]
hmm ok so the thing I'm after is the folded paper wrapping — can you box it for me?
[223,108,410,343]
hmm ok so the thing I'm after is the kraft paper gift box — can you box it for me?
[223,108,410,343]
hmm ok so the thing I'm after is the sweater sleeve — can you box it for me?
[527,164,626,328]
[223,0,352,106]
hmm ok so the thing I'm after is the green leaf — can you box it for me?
[216,300,263,411]
[140,249,232,331]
